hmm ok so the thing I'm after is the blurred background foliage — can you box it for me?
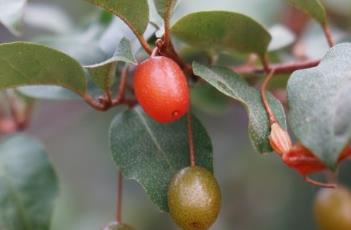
[1,0,351,229]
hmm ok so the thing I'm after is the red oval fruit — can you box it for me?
[134,56,190,123]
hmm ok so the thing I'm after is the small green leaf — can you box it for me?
[171,11,272,56]
[193,62,286,153]
[288,0,327,26]
[0,42,86,96]
[288,43,351,168]
[109,107,213,212]
[112,37,137,64]
[85,38,136,90]
[0,0,27,35]
[153,0,177,19]
[0,135,59,230]
[85,0,149,35]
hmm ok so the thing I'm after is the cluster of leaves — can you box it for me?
[0,0,351,228]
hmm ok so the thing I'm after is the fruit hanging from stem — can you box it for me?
[168,166,221,230]
[314,186,351,230]
[134,52,190,123]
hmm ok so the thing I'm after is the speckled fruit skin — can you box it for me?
[134,56,190,123]
[314,187,351,230]
[168,166,221,230]
[103,222,135,230]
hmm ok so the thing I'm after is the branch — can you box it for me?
[234,59,320,75]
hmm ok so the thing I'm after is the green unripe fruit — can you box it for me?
[314,186,351,230]
[103,222,135,230]
[168,166,221,230]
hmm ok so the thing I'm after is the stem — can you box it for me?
[108,12,153,54]
[260,69,278,124]
[233,59,320,75]
[163,8,172,46]
[323,23,335,47]
[116,170,123,224]
[112,66,129,106]
[261,54,271,74]
[304,176,336,188]
[187,111,196,167]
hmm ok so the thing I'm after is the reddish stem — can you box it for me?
[260,69,278,125]
[323,24,335,48]
[116,170,123,224]
[187,111,196,167]
[304,176,336,189]
[233,59,320,75]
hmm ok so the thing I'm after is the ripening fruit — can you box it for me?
[314,186,351,230]
[103,222,135,230]
[168,166,221,230]
[134,56,190,123]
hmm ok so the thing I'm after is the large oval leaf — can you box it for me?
[288,0,327,26]
[109,107,213,212]
[0,0,27,35]
[288,43,351,168]
[0,42,86,96]
[0,135,59,230]
[85,0,149,35]
[171,11,272,56]
[193,62,287,153]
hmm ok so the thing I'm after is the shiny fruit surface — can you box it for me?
[168,166,221,230]
[134,56,189,123]
[314,186,351,230]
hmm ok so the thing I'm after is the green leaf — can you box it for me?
[109,107,213,212]
[85,38,136,91]
[171,11,272,56]
[288,0,327,26]
[287,43,351,168]
[0,0,27,35]
[191,82,231,116]
[34,36,108,66]
[192,62,286,153]
[17,86,81,100]
[85,0,149,35]
[153,0,177,19]
[0,135,59,230]
[0,42,86,96]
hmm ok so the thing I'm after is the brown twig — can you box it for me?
[84,65,137,110]
[162,2,174,47]
[187,111,196,167]
[116,170,123,224]
[233,59,320,75]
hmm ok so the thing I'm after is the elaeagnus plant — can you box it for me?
[0,0,351,229]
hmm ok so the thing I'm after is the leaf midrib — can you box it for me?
[135,109,174,170]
